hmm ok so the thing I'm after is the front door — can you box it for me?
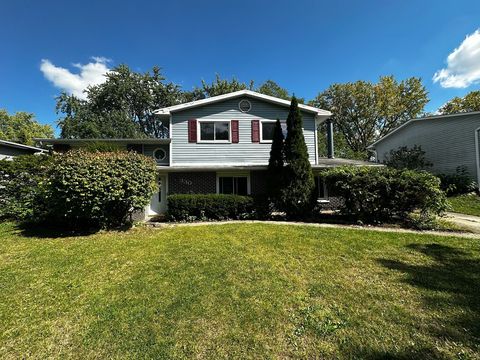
[148,175,167,216]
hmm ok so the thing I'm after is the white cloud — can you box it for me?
[40,57,111,99]
[433,29,480,88]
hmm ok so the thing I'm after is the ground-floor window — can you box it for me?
[218,176,248,196]
[315,176,329,200]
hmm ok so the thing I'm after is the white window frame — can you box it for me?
[216,171,251,195]
[153,147,167,163]
[197,119,232,143]
[260,120,287,143]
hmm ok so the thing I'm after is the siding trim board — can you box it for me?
[475,127,480,189]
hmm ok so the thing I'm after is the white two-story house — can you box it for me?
[37,90,373,218]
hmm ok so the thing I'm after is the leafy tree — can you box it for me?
[258,80,290,100]
[194,74,255,98]
[316,122,366,160]
[56,65,185,139]
[311,76,428,155]
[384,145,432,170]
[266,119,285,207]
[281,97,316,219]
[439,90,480,114]
[257,80,305,103]
[0,109,54,145]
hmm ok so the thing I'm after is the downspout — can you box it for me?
[326,118,334,159]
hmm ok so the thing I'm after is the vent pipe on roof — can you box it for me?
[326,118,334,159]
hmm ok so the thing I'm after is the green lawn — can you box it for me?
[448,194,480,216]
[1,222,479,359]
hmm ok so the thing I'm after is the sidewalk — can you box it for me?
[447,212,480,234]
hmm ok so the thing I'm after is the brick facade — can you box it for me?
[168,172,216,194]
[250,170,268,195]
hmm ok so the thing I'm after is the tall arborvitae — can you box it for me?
[266,119,285,208]
[281,96,316,219]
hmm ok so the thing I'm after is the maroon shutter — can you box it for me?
[251,120,260,143]
[188,119,197,143]
[231,120,239,143]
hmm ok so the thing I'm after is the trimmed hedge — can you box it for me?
[320,166,447,224]
[167,194,254,221]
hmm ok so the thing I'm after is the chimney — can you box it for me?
[326,118,334,159]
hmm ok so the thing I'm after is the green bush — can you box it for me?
[384,145,432,170]
[320,166,447,225]
[0,155,51,221]
[37,150,157,229]
[167,194,254,221]
[437,166,477,196]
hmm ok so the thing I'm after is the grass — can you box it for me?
[0,222,479,359]
[448,193,480,216]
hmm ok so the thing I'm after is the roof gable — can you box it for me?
[154,90,331,120]
[368,111,480,149]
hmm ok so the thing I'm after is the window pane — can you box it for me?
[316,177,326,198]
[215,122,230,140]
[220,177,234,194]
[262,122,275,141]
[236,177,248,195]
[200,122,214,140]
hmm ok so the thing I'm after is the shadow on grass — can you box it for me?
[377,243,480,354]
[16,222,132,239]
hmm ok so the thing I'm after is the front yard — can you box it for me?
[448,193,480,216]
[0,222,479,359]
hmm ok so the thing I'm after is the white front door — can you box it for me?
[148,175,167,216]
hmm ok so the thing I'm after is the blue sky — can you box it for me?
[1,0,480,133]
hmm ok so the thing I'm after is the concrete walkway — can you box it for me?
[447,212,480,234]
[147,219,480,239]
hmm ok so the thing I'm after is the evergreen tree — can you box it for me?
[266,119,285,208]
[281,96,316,219]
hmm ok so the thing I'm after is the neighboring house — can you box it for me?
[37,90,375,217]
[0,139,46,160]
[368,111,480,185]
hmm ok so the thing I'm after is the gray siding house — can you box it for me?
[368,111,480,185]
[0,139,45,160]
[37,90,373,217]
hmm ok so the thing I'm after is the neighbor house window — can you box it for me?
[260,120,287,142]
[199,121,230,142]
[218,176,248,196]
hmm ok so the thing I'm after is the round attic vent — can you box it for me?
[238,99,252,113]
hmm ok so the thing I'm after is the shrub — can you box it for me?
[281,96,316,219]
[0,154,51,221]
[437,166,477,196]
[37,150,157,229]
[384,145,432,170]
[320,166,447,225]
[167,194,254,221]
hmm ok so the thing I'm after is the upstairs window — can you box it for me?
[260,120,287,142]
[199,121,230,142]
[218,176,248,196]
